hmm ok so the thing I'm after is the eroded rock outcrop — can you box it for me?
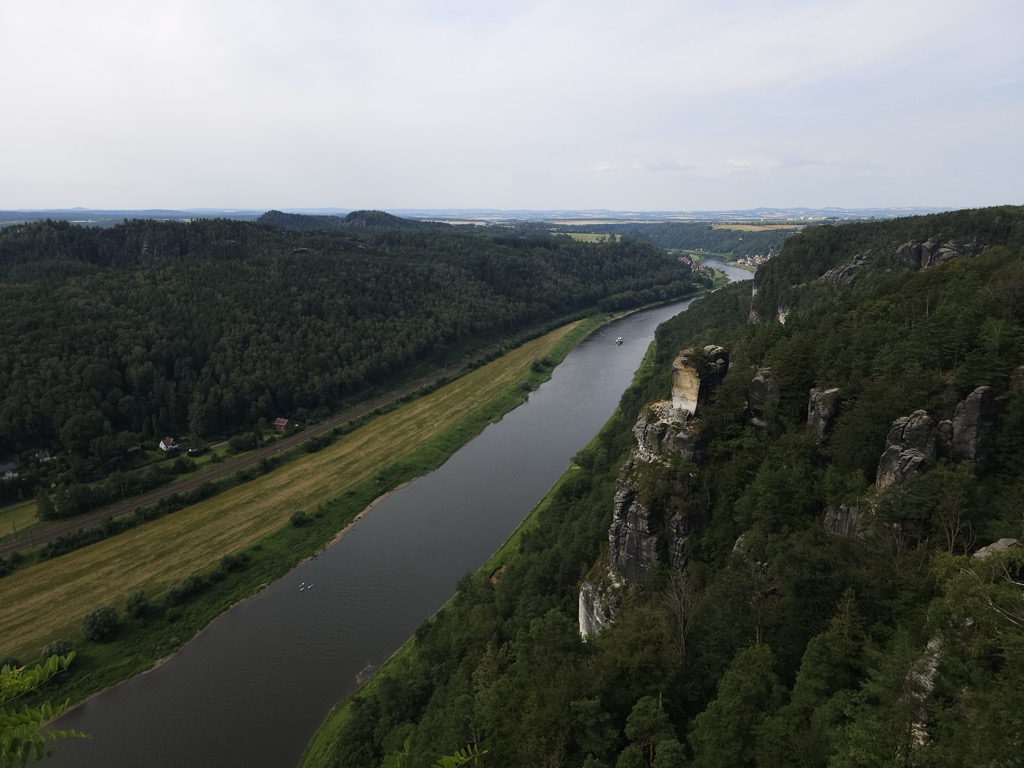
[896,237,985,269]
[807,387,841,439]
[950,386,996,471]
[972,537,1020,560]
[824,504,862,537]
[578,571,621,637]
[581,345,729,636]
[875,387,997,495]
[820,252,873,285]
[635,402,699,462]
[875,410,937,493]
[748,368,779,427]
[672,346,730,415]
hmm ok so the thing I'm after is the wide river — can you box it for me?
[50,262,750,767]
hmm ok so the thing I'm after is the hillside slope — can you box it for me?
[0,217,704,509]
[315,205,1024,768]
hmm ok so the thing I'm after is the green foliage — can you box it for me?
[37,642,73,665]
[1,654,83,766]
[623,695,675,766]
[81,606,119,643]
[688,644,784,768]
[125,590,151,620]
[0,218,704,477]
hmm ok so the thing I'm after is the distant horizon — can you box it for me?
[0,203,971,221]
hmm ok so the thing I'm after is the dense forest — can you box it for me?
[317,206,1024,767]
[0,215,705,492]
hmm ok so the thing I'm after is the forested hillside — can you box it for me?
[315,206,1024,768]
[0,216,704,491]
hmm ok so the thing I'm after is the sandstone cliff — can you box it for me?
[579,345,729,636]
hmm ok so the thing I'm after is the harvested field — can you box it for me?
[1,324,578,658]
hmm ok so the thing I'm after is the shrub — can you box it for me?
[218,552,248,572]
[82,606,120,643]
[290,510,311,527]
[126,590,151,619]
[166,574,207,606]
[41,640,74,661]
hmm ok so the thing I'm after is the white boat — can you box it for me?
[615,336,623,345]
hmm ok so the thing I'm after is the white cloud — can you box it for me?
[1,0,1022,209]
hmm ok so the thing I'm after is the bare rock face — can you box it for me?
[748,285,762,324]
[896,237,985,270]
[820,252,872,285]
[748,368,780,427]
[671,346,730,415]
[951,386,996,471]
[634,402,698,462]
[824,504,862,537]
[583,345,730,635]
[607,467,665,584]
[876,410,937,492]
[972,537,1020,560]
[578,573,621,638]
[807,387,841,438]
[606,456,700,584]
[874,387,997,498]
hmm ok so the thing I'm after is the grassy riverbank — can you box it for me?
[4,316,607,708]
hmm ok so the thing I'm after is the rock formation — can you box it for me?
[875,410,937,493]
[896,237,985,270]
[823,504,861,537]
[578,571,621,637]
[820,252,873,285]
[634,402,699,462]
[580,345,729,636]
[972,537,1020,560]
[671,346,730,415]
[950,386,996,472]
[748,368,779,427]
[807,387,841,438]
[874,387,997,495]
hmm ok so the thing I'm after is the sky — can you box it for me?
[1,0,1022,212]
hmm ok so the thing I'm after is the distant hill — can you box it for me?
[257,209,452,232]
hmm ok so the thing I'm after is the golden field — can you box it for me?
[1,324,578,658]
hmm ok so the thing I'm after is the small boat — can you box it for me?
[615,336,623,345]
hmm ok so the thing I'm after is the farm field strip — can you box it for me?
[1,324,578,658]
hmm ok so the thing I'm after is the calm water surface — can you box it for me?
[51,262,750,767]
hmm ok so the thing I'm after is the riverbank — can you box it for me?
[13,314,613,714]
[299,338,661,767]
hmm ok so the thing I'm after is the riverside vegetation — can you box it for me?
[305,206,1024,768]
[0,214,707,722]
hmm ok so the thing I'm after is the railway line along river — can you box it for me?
[49,261,750,767]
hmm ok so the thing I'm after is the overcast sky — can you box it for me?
[2,0,1021,212]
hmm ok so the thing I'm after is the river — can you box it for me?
[49,261,750,767]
